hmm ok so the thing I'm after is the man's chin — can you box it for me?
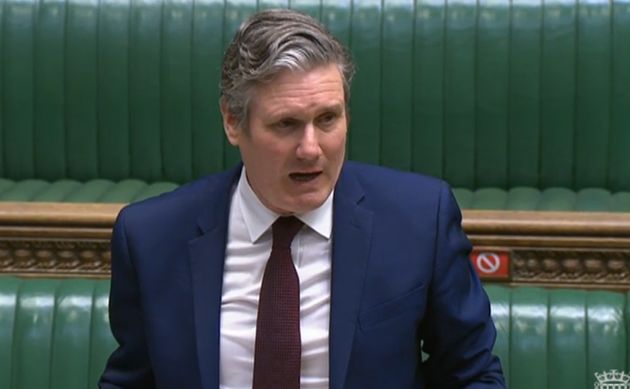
[282,194,329,215]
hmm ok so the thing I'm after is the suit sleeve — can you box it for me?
[99,209,156,388]
[421,183,506,388]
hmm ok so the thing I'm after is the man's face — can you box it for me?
[222,64,347,215]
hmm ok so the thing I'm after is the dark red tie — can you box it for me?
[252,216,304,389]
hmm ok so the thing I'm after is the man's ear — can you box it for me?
[220,100,240,146]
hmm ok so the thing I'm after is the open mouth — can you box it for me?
[289,172,322,182]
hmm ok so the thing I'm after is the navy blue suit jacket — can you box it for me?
[100,161,505,388]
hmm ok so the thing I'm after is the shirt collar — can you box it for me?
[236,167,334,243]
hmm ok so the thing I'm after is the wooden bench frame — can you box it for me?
[1,203,629,289]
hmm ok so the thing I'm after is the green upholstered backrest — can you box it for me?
[0,277,116,389]
[0,178,178,203]
[487,285,629,389]
[1,0,629,191]
[1,277,629,388]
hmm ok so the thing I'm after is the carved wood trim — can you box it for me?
[511,248,630,285]
[1,203,630,288]
[0,239,111,278]
[0,203,120,278]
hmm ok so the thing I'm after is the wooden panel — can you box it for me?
[1,203,630,289]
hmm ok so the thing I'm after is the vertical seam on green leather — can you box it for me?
[127,0,133,181]
[159,0,165,180]
[381,0,413,171]
[345,0,354,167]
[30,0,37,181]
[545,289,550,389]
[99,0,132,180]
[221,0,229,171]
[87,281,97,387]
[348,0,381,165]
[31,0,37,182]
[0,0,5,177]
[5,0,36,179]
[476,0,510,188]
[603,0,613,190]
[473,0,479,189]
[35,0,68,180]
[575,0,611,189]
[410,0,416,171]
[318,0,323,23]
[584,290,590,385]
[191,0,197,177]
[609,0,630,191]
[346,0,352,155]
[536,0,544,189]
[378,0,384,166]
[506,0,512,188]
[412,0,446,178]
[441,0,447,183]
[96,0,102,180]
[66,0,99,181]
[8,280,20,389]
[127,0,132,182]
[571,0,578,189]
[443,0,477,188]
[48,281,59,389]
[189,0,195,180]
[606,0,614,190]
[63,0,69,179]
[444,0,451,184]
[348,0,354,62]
[129,0,163,181]
[221,0,245,170]
[162,0,193,183]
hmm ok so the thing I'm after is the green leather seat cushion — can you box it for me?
[486,285,628,389]
[1,178,629,211]
[0,179,177,203]
[0,277,116,389]
[453,187,630,212]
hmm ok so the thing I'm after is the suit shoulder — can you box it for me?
[117,168,238,228]
[343,161,447,197]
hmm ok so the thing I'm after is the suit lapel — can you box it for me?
[329,166,373,389]
[188,166,240,389]
[186,163,373,389]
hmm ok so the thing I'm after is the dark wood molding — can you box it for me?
[0,202,121,228]
[463,210,630,288]
[0,239,111,278]
[2,203,630,288]
[462,210,630,238]
[0,202,121,278]
[510,248,630,287]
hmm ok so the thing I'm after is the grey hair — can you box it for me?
[220,9,355,129]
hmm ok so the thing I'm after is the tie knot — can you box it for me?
[272,216,303,249]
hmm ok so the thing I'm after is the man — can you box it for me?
[100,9,505,389]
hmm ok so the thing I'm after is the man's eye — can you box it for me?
[318,112,338,126]
[274,119,298,130]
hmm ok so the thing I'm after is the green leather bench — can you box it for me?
[1,276,628,389]
[0,0,629,211]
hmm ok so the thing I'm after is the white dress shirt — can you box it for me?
[219,168,332,389]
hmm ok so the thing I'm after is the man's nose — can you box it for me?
[296,124,322,160]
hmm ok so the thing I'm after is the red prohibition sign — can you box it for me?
[476,253,501,274]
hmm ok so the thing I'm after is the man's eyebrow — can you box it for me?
[268,103,345,119]
[317,103,345,114]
